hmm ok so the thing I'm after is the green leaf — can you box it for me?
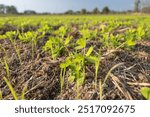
[80,29,90,39]
[65,36,72,45]
[75,38,86,50]
[75,46,84,50]
[58,26,66,37]
[60,63,66,69]
[65,59,71,67]
[68,75,75,84]
[86,56,98,63]
[5,31,16,39]
[73,54,84,63]
[126,39,136,46]
[86,46,93,57]
[140,87,150,100]
[60,59,71,68]
[0,35,7,39]
[77,72,85,86]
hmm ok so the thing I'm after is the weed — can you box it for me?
[2,77,28,100]
[3,77,18,100]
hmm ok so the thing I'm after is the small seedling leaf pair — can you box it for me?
[75,38,86,50]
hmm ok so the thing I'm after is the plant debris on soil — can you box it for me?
[0,15,150,100]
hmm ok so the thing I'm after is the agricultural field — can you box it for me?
[0,15,150,100]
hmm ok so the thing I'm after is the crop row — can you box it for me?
[0,15,150,99]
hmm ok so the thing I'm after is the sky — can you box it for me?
[0,0,135,13]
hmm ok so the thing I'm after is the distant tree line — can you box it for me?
[65,6,111,15]
[0,4,37,15]
[1,1,150,15]
[64,0,150,14]
[0,4,113,15]
[0,4,18,14]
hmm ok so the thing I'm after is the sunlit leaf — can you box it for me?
[140,87,150,100]
[86,46,93,57]
[126,39,136,46]
[65,36,72,45]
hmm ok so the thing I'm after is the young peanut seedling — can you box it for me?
[5,31,22,64]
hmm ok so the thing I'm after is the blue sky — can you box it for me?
[0,0,134,13]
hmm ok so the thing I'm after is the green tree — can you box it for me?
[65,10,74,14]
[92,7,100,14]
[24,10,37,14]
[81,9,87,14]
[6,5,18,14]
[0,4,5,14]
[102,6,110,14]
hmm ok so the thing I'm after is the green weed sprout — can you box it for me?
[3,77,18,100]
[2,77,27,100]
